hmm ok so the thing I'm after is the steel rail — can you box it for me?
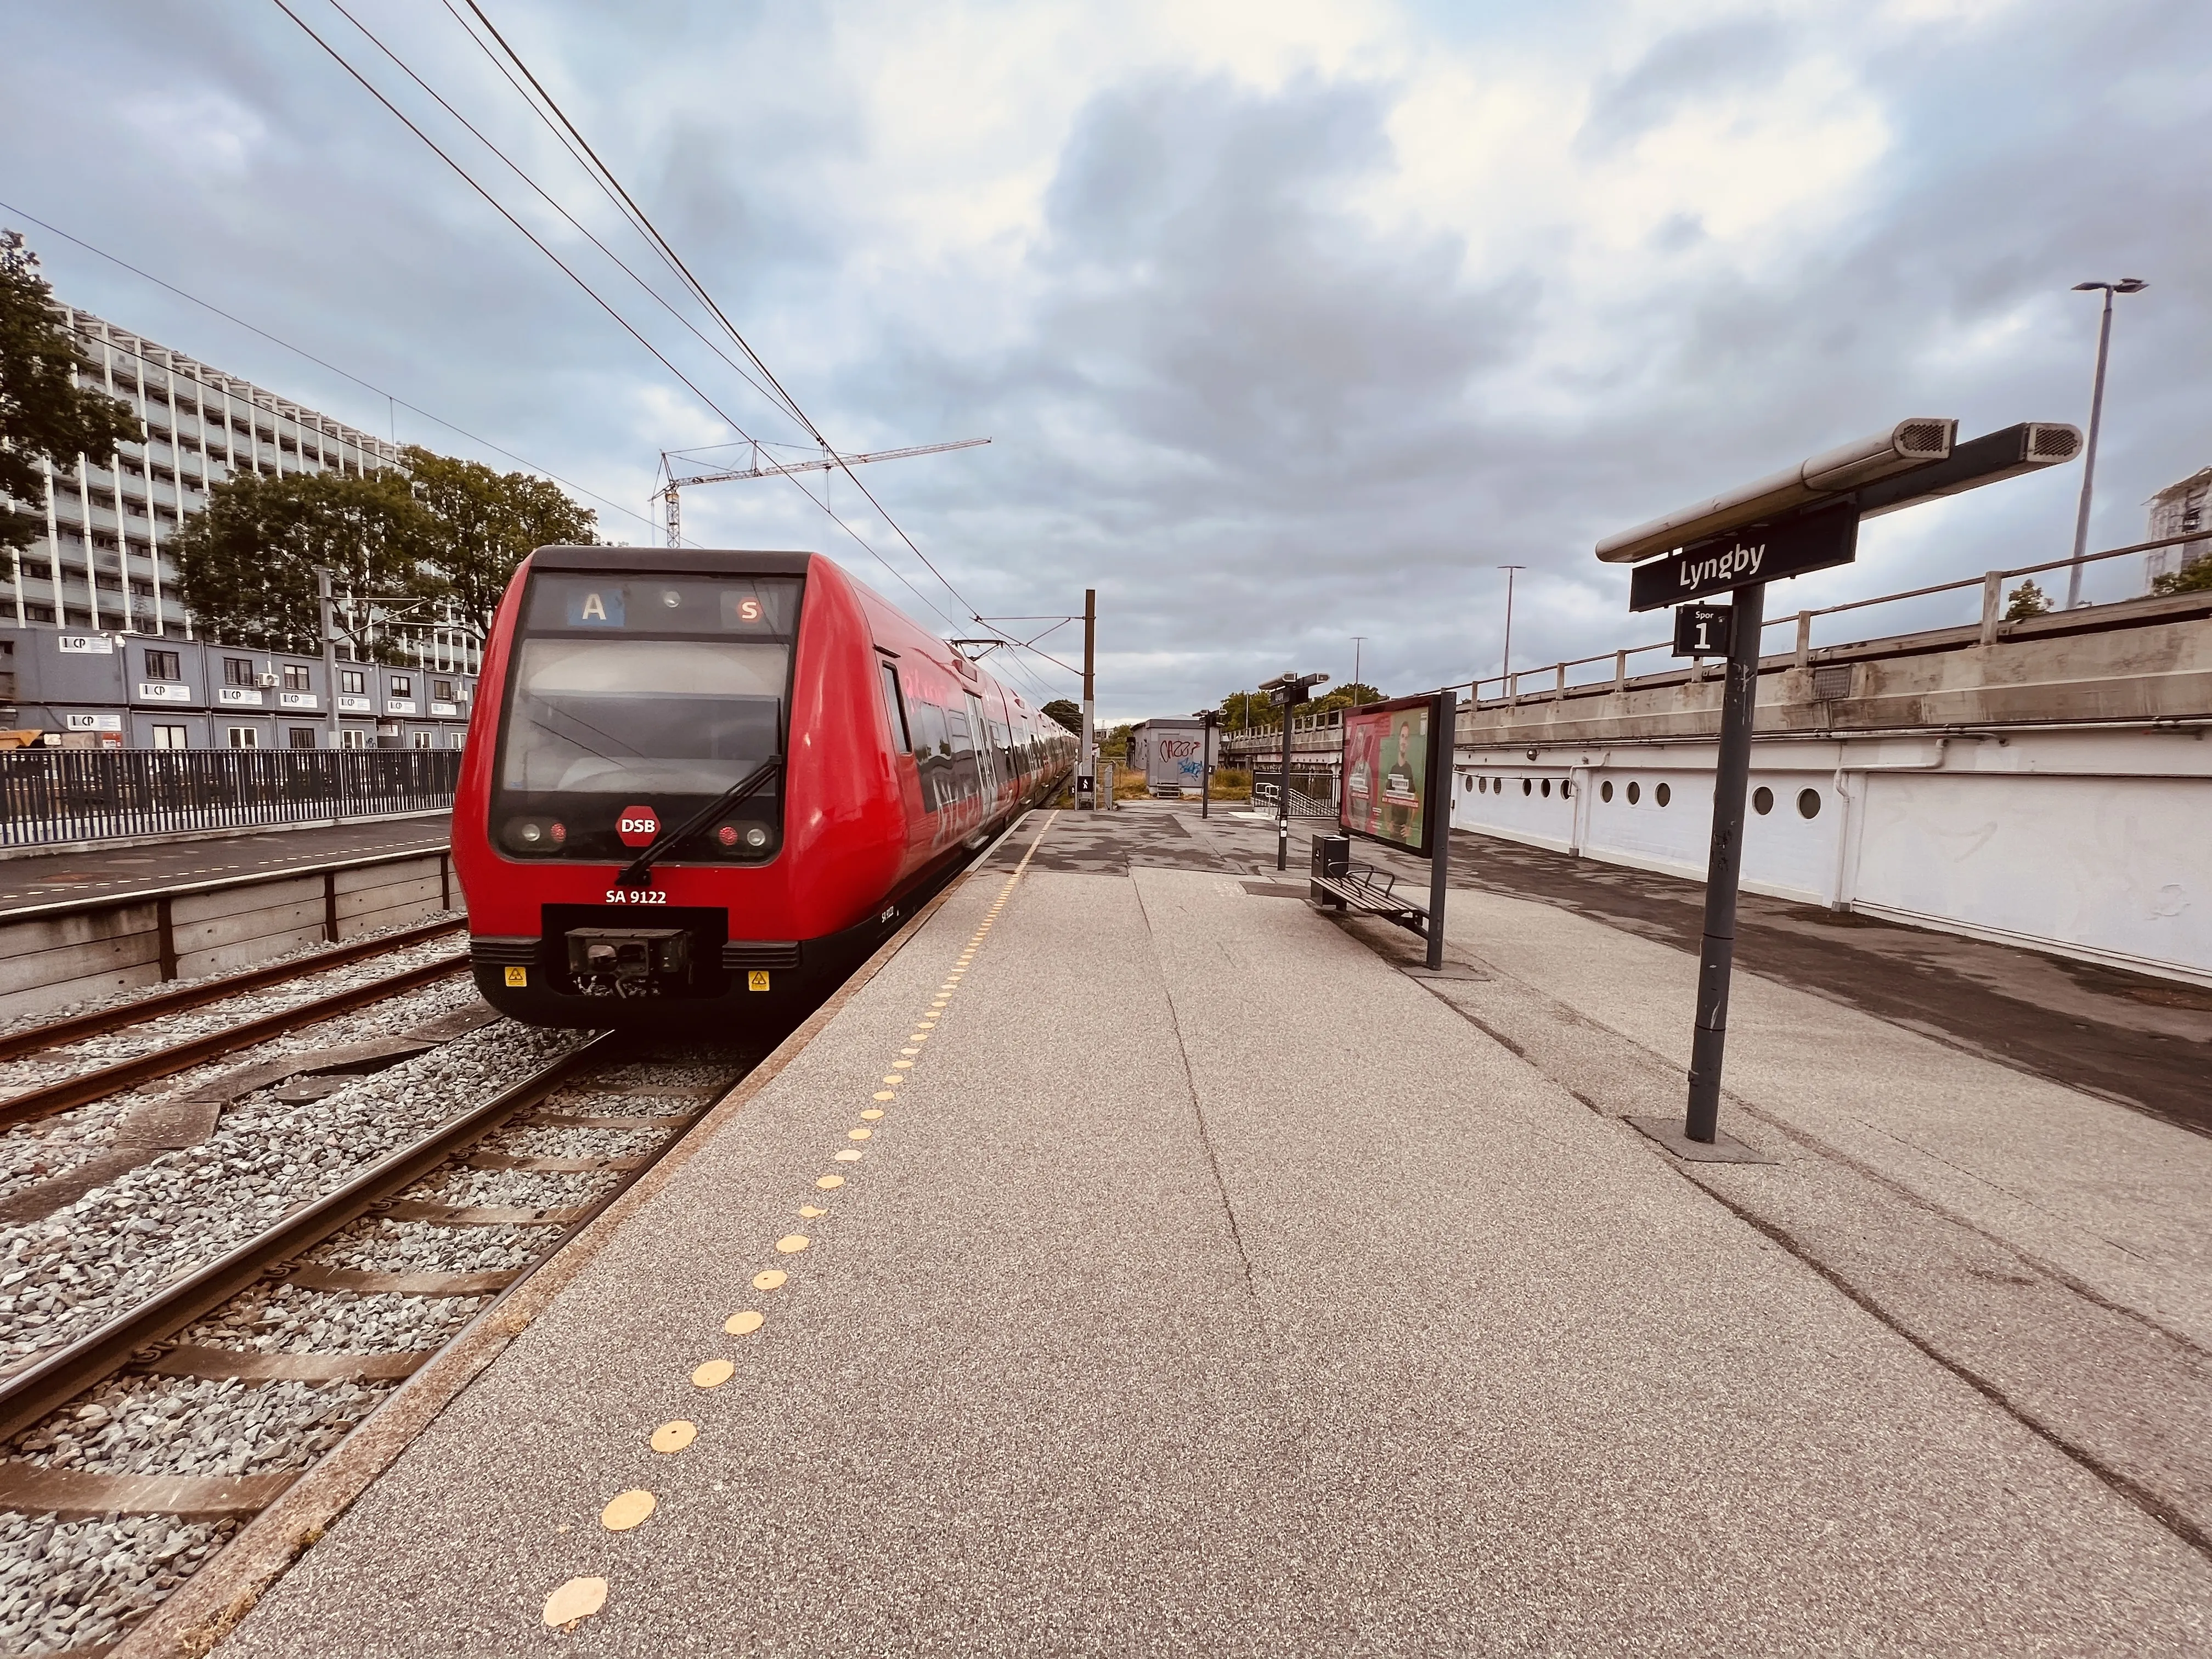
[0,1033,616,1447]
[0,920,465,1066]
[0,953,470,1131]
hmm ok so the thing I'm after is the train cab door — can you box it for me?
[964,691,999,803]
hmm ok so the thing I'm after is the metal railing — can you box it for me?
[1467,528,2212,710]
[0,749,461,848]
[1252,779,1338,818]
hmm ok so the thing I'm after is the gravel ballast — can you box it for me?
[0,1012,581,1366]
[0,1512,239,1656]
[0,1037,751,1656]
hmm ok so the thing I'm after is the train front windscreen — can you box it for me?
[490,570,802,864]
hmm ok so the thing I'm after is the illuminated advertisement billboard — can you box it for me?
[1340,692,1449,859]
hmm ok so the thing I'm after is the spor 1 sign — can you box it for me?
[616,805,661,848]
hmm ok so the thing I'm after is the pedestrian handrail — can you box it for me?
[0,749,462,848]
[1252,780,1337,818]
[1466,527,2212,709]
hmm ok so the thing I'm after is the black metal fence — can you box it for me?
[0,749,462,847]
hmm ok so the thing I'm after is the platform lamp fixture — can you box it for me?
[1260,671,1329,871]
[2066,278,2147,609]
[1190,707,1221,819]
[1596,414,2083,1156]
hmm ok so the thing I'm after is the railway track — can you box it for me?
[0,920,464,1070]
[0,931,470,1133]
[0,1031,750,1656]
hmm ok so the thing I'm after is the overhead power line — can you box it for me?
[268,0,763,448]
[324,0,788,420]
[452,0,1005,640]
[272,0,980,639]
[0,198,662,540]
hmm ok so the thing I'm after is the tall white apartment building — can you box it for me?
[2146,466,2211,589]
[5,303,400,637]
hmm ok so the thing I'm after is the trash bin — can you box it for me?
[1312,833,1349,881]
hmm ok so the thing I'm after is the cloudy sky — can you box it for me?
[5,0,2206,719]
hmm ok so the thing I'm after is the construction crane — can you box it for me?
[653,437,990,547]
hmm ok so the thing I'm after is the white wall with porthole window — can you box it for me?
[1449,732,2210,983]
[1451,764,1576,852]
[1454,745,1843,904]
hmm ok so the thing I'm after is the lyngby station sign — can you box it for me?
[1628,500,1859,612]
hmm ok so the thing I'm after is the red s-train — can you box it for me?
[453,546,1073,1028]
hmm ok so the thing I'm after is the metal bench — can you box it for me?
[1307,843,1430,938]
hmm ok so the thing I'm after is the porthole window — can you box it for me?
[1797,787,1822,820]
[1626,781,1640,804]
[1752,786,1773,815]
[1480,776,1490,793]
[1522,778,1532,796]
[1561,779,1573,799]
[1601,781,1614,803]
[1541,778,1552,798]
[1655,782,1671,806]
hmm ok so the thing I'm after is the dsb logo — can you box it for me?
[616,805,660,848]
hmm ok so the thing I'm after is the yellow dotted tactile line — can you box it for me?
[540,812,1060,1632]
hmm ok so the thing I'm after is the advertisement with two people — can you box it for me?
[1340,695,1438,856]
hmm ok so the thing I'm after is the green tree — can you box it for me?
[1040,697,1082,733]
[2003,580,2051,620]
[0,231,138,553]
[1310,681,1385,718]
[170,467,436,655]
[402,445,595,642]
[2151,558,2212,597]
[1220,689,1271,730]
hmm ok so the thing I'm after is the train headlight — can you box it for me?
[744,826,769,849]
[716,825,738,848]
[509,820,566,852]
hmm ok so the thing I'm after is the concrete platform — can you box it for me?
[0,815,449,918]
[215,806,2212,1656]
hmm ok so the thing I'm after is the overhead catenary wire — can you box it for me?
[268,0,765,456]
[453,0,1007,642]
[323,0,789,421]
[0,199,664,541]
[269,0,1075,695]
[274,0,983,641]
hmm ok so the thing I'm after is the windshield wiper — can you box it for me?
[616,754,784,889]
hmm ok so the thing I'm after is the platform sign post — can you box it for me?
[315,566,340,750]
[1191,708,1220,819]
[1604,417,2085,1152]
[1077,587,1097,810]
[1684,578,1762,1142]
[1262,672,1328,870]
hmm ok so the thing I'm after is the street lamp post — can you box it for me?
[1350,636,1365,706]
[2066,278,2148,609]
[1260,671,1329,871]
[1498,566,1525,699]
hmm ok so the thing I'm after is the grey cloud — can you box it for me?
[5,1,2209,722]
[1575,19,1790,157]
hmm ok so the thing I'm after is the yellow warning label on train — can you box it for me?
[504,966,528,986]
[748,970,771,992]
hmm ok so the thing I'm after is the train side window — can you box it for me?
[878,661,911,754]
[949,699,984,799]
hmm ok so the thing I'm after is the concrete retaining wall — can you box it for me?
[1451,728,2212,988]
[0,850,454,1022]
